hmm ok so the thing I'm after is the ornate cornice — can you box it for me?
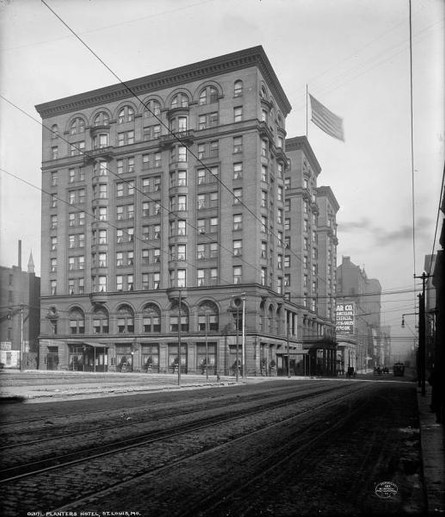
[35,46,292,119]
[316,186,340,213]
[285,136,322,175]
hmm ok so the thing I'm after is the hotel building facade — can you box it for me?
[36,46,338,376]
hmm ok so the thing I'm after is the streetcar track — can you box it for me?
[178,391,374,517]
[0,383,339,451]
[0,381,314,430]
[0,383,352,481]
[45,384,370,514]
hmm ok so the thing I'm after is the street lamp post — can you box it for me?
[242,293,246,379]
[287,310,290,378]
[177,289,182,387]
[19,304,24,372]
[205,312,209,382]
[235,304,239,382]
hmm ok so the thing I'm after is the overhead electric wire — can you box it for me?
[0,95,269,285]
[292,17,444,114]
[426,162,445,278]
[38,0,340,297]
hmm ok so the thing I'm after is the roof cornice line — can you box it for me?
[36,46,292,118]
[285,136,322,174]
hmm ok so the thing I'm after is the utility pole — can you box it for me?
[415,272,431,397]
[235,304,239,383]
[20,304,24,372]
[205,312,209,382]
[242,293,246,379]
[287,310,290,378]
[177,289,182,387]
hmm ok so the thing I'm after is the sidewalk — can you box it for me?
[417,385,445,514]
[0,369,248,402]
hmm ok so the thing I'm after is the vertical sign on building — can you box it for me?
[336,302,355,334]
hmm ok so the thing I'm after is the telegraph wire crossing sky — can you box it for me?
[0,0,443,356]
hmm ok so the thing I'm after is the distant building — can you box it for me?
[381,325,392,367]
[284,137,339,376]
[35,46,339,377]
[424,254,437,372]
[336,256,386,371]
[0,242,40,368]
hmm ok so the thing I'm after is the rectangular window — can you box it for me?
[261,139,268,158]
[261,241,267,259]
[234,106,243,122]
[210,140,219,157]
[233,136,243,154]
[233,162,243,180]
[233,214,242,231]
[233,266,242,284]
[210,217,218,233]
[261,165,267,182]
[178,269,186,288]
[233,239,242,256]
[178,146,187,162]
[261,191,267,208]
[233,188,242,204]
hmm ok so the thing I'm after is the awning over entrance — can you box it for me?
[83,342,109,348]
[276,350,308,355]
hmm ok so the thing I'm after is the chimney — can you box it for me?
[18,240,22,271]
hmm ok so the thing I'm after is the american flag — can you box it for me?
[309,94,345,142]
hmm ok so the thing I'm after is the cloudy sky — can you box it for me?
[1,0,443,357]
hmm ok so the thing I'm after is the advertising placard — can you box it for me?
[336,303,355,334]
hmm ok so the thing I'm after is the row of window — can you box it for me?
[53,81,284,136]
[50,264,286,295]
[57,82,245,136]
[49,128,252,161]
[49,212,287,252]
[51,240,294,273]
[59,300,222,335]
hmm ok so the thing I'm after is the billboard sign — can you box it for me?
[336,303,355,334]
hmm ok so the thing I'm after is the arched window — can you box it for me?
[93,111,110,126]
[70,117,85,135]
[142,303,161,333]
[117,305,134,333]
[171,93,189,109]
[92,307,109,334]
[234,80,243,97]
[268,305,274,333]
[259,300,266,332]
[169,301,189,332]
[69,308,85,335]
[144,99,161,117]
[51,124,59,139]
[118,106,135,124]
[198,301,219,331]
[199,86,218,105]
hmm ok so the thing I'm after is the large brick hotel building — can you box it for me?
[36,46,338,376]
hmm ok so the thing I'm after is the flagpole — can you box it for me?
[305,84,309,137]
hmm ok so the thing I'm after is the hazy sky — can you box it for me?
[1,0,443,355]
